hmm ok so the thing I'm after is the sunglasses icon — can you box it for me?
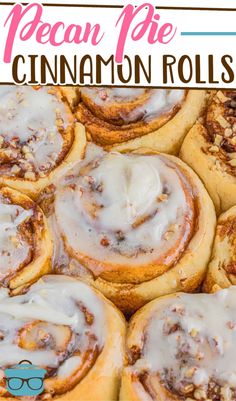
[5,360,46,397]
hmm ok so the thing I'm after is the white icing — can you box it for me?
[0,275,105,373]
[57,356,82,377]
[0,203,33,279]
[55,149,192,265]
[81,87,146,103]
[80,87,185,123]
[142,89,185,123]
[0,86,68,174]
[135,287,236,391]
[48,213,94,281]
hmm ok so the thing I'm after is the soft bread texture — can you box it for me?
[0,86,86,200]
[204,205,236,293]
[180,123,236,215]
[120,294,184,401]
[77,88,206,155]
[0,187,53,291]
[113,90,206,155]
[0,276,126,401]
[89,151,216,314]
[53,287,126,401]
[60,87,80,109]
[1,123,86,200]
[120,288,236,401]
[53,147,216,314]
[180,90,236,215]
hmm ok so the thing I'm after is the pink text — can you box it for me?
[116,3,177,63]
[4,3,104,63]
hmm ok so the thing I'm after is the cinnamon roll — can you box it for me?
[180,90,236,214]
[0,275,126,401]
[120,287,236,401]
[49,144,216,314]
[204,206,236,293]
[0,187,53,291]
[0,86,86,199]
[76,88,206,154]
[60,86,80,109]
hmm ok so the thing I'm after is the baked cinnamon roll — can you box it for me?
[180,90,236,214]
[0,187,52,291]
[204,205,236,293]
[0,275,126,401]
[121,288,236,401]
[0,86,86,199]
[77,88,206,154]
[48,145,216,314]
[60,87,79,109]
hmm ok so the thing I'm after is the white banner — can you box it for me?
[1,0,236,87]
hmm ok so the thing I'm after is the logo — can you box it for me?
[5,360,46,397]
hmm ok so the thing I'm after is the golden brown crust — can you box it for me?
[0,122,86,201]
[120,291,234,401]
[0,278,126,401]
[77,91,184,145]
[180,90,236,214]
[204,205,236,293]
[0,187,53,291]
[77,89,206,155]
[60,87,80,110]
[120,293,191,401]
[62,154,195,285]
[53,296,126,401]
[0,87,86,200]
[60,150,216,315]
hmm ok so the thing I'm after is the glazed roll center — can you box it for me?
[55,151,194,265]
[80,87,185,124]
[134,289,236,398]
[0,276,105,394]
[0,201,33,280]
[0,86,69,179]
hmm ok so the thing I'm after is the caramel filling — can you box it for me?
[0,276,105,399]
[80,88,185,125]
[0,191,38,284]
[213,215,236,283]
[204,90,236,175]
[51,145,196,283]
[129,289,236,401]
[0,86,72,181]
[77,88,187,145]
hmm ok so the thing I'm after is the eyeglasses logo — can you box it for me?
[5,360,46,397]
